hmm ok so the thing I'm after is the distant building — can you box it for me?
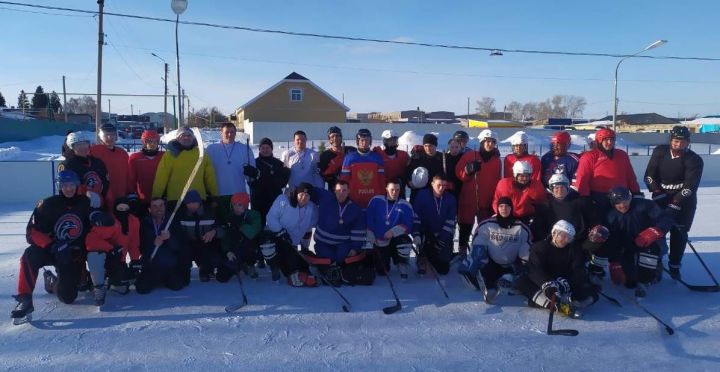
[596,113,697,133]
[232,72,349,127]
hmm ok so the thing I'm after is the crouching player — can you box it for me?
[458,197,531,304]
[306,181,375,286]
[517,220,598,318]
[216,192,263,281]
[11,170,91,324]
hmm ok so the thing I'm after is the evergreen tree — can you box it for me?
[50,91,62,113]
[17,90,30,109]
[0,91,6,107]
[31,85,49,109]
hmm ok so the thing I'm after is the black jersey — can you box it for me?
[26,194,91,248]
[644,145,703,206]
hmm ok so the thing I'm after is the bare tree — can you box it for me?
[565,95,587,118]
[65,96,97,115]
[506,101,523,120]
[475,97,496,116]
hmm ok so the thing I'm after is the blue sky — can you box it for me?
[1,0,719,119]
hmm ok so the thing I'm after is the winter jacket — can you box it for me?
[265,194,319,246]
[249,155,290,217]
[151,139,218,202]
[605,198,675,262]
[527,237,588,288]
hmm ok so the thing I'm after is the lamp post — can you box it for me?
[613,39,667,132]
[171,0,188,128]
[151,53,170,132]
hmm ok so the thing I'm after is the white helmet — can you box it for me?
[66,132,90,149]
[548,173,569,187]
[552,220,576,238]
[478,129,496,142]
[512,160,532,177]
[586,133,596,146]
[510,131,528,146]
[381,129,398,139]
[411,167,429,189]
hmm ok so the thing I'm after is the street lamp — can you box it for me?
[613,39,667,132]
[171,0,188,128]
[151,53,170,132]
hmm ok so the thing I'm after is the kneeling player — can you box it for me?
[517,220,598,318]
[458,197,530,303]
[216,192,262,282]
[412,174,457,276]
[367,179,414,279]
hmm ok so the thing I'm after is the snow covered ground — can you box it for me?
[0,129,719,370]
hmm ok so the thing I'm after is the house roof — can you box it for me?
[237,72,350,112]
[598,113,679,125]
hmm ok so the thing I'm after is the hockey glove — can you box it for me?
[634,227,664,248]
[275,229,292,244]
[555,277,571,296]
[464,161,481,175]
[588,225,609,244]
[90,211,115,227]
[541,280,559,298]
[609,262,625,285]
[86,191,102,209]
[243,165,259,178]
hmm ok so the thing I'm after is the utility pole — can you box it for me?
[163,63,168,132]
[96,0,105,134]
[131,104,134,116]
[108,99,111,115]
[62,75,68,122]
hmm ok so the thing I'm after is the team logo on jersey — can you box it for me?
[84,171,103,194]
[53,213,84,241]
[357,169,374,187]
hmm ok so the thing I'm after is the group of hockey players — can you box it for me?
[11,122,703,324]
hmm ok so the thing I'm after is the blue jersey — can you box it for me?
[412,188,457,244]
[540,152,580,188]
[312,187,365,250]
[340,151,385,208]
[366,195,413,247]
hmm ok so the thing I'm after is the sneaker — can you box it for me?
[484,287,499,304]
[288,271,317,287]
[460,272,482,291]
[93,284,107,307]
[43,270,57,294]
[398,263,410,280]
[635,283,647,299]
[11,294,34,320]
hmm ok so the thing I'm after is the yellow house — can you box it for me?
[233,72,350,125]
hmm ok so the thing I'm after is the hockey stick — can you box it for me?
[613,286,674,335]
[225,269,249,313]
[296,251,352,312]
[373,248,402,314]
[598,290,622,307]
[663,268,720,292]
[151,127,204,260]
[410,241,449,299]
[686,240,720,288]
[546,293,579,336]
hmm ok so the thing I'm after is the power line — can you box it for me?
[2,0,720,62]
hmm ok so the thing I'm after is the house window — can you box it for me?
[290,88,303,102]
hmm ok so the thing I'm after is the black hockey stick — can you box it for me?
[664,268,720,292]
[373,248,402,314]
[546,294,579,336]
[297,252,352,312]
[685,240,720,288]
[410,241,449,299]
[614,286,674,335]
[225,268,249,313]
[598,290,622,307]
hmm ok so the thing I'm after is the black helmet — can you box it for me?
[608,186,632,205]
[670,125,691,141]
[453,130,469,141]
[356,128,372,140]
[327,126,342,138]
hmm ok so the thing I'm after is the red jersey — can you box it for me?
[504,153,542,182]
[128,150,165,203]
[373,147,409,185]
[91,144,130,199]
[573,148,640,196]
[455,150,502,225]
[493,178,547,219]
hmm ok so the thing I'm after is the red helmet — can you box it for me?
[551,131,571,146]
[595,128,615,143]
[141,129,160,142]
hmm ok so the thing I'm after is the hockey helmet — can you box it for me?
[57,170,80,186]
[552,220,576,238]
[608,186,632,205]
[381,129,398,139]
[512,160,533,177]
[510,131,528,146]
[65,132,90,149]
[478,129,497,142]
[327,126,342,138]
[551,131,571,146]
[670,125,691,141]
[411,167,429,189]
[453,130,469,141]
[595,128,616,143]
[548,173,569,188]
[356,128,372,141]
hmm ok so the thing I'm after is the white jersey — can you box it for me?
[265,194,318,246]
[471,217,531,266]
[281,147,323,189]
